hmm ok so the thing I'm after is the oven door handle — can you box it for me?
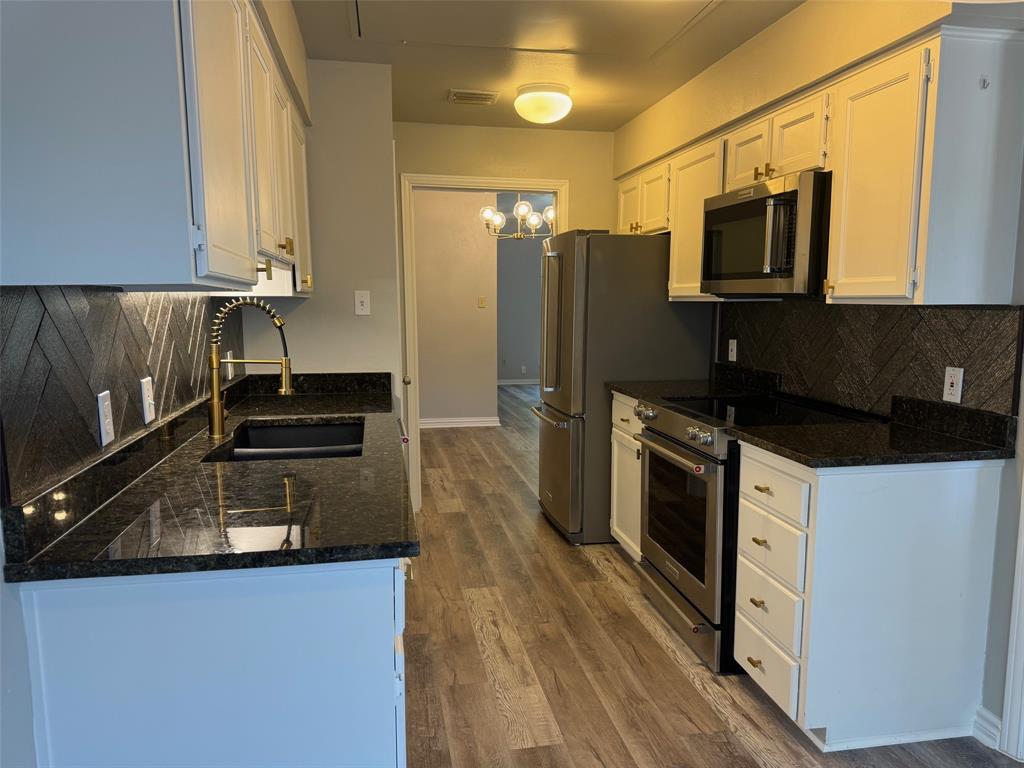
[633,432,713,476]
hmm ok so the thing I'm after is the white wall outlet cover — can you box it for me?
[520,365,527,375]
[943,366,964,404]
[97,390,115,447]
[354,290,371,316]
[224,350,234,380]
[728,339,738,362]
[140,377,156,424]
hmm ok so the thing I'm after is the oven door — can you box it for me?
[637,429,724,624]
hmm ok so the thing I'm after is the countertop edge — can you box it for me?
[4,541,421,584]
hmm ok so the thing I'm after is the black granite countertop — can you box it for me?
[608,380,1015,468]
[4,382,418,583]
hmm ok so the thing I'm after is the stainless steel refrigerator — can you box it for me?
[534,230,713,544]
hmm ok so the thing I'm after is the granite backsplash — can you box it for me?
[0,288,247,505]
[717,302,1023,417]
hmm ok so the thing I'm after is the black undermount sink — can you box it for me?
[203,419,365,462]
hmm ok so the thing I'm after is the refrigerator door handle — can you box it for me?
[531,405,568,429]
[541,247,562,391]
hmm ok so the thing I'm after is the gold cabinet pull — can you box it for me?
[278,236,295,256]
[749,597,765,609]
[619,417,630,423]
[301,273,313,289]
[256,258,273,278]
[764,162,775,178]
[753,484,771,494]
[747,656,763,669]
[751,536,768,547]
[753,165,763,181]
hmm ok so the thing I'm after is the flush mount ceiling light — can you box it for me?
[479,197,556,240]
[513,83,572,124]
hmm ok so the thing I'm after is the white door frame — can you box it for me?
[399,174,569,512]
[1000,483,1024,759]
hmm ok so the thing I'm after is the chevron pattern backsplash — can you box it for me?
[718,302,1023,417]
[0,287,246,504]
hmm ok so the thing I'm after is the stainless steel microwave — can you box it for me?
[700,170,831,297]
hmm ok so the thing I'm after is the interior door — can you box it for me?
[540,233,582,416]
[827,46,928,300]
[185,0,256,285]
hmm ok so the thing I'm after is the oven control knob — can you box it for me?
[699,431,714,446]
[637,405,657,421]
[686,426,699,440]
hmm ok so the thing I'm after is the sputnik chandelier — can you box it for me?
[479,197,556,240]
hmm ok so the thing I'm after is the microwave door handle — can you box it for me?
[762,199,777,274]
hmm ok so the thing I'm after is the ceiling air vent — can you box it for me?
[447,89,500,106]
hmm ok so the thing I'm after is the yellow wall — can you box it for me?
[613,0,953,178]
[393,122,616,231]
[254,0,311,121]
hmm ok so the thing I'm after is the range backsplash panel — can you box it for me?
[0,287,245,504]
[717,302,1022,417]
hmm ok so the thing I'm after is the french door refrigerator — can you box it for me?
[534,230,713,544]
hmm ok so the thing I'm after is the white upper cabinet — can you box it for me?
[826,47,927,301]
[667,139,724,300]
[638,161,671,234]
[616,175,641,233]
[245,4,283,263]
[273,70,296,264]
[769,92,829,178]
[724,119,771,190]
[289,108,314,294]
[1,0,259,288]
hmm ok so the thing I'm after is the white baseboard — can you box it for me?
[806,724,973,753]
[974,706,1002,750]
[497,379,539,386]
[419,417,501,429]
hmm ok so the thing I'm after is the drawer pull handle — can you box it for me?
[751,536,768,547]
[747,656,763,669]
[619,417,630,423]
[753,484,771,494]
[749,597,765,609]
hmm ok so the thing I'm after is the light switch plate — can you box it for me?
[477,296,487,309]
[140,377,156,424]
[728,339,738,362]
[224,350,235,380]
[355,290,371,316]
[97,390,115,446]
[943,366,964,403]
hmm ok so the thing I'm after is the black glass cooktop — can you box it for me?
[662,394,886,429]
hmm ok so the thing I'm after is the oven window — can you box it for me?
[647,451,708,584]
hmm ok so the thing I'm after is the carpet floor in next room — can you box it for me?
[404,385,1012,768]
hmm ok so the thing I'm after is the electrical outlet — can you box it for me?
[943,366,964,403]
[140,377,156,424]
[521,365,527,375]
[728,339,738,362]
[97,390,115,447]
[224,350,235,379]
[355,290,371,316]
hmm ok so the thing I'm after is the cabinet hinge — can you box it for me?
[910,266,920,288]
[190,225,207,252]
[394,671,405,701]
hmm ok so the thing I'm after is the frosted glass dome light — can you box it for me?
[514,84,572,125]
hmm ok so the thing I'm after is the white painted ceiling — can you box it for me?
[294,0,803,132]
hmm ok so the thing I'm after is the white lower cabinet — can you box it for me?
[609,394,642,561]
[20,560,408,767]
[736,442,1004,752]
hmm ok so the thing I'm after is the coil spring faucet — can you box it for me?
[208,297,293,439]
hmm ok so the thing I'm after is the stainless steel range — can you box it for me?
[632,390,884,672]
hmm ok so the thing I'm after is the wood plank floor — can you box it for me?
[406,384,1014,768]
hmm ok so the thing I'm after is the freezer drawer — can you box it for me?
[533,403,583,537]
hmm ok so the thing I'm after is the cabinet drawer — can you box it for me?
[737,554,804,656]
[738,498,807,592]
[740,455,810,526]
[735,612,799,719]
[611,394,640,435]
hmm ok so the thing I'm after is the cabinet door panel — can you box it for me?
[770,92,828,176]
[724,119,770,190]
[273,72,294,265]
[189,0,256,284]
[617,175,640,234]
[289,110,313,293]
[610,428,642,561]
[639,162,670,233]
[828,47,928,300]
[668,140,723,299]
[247,7,279,259]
